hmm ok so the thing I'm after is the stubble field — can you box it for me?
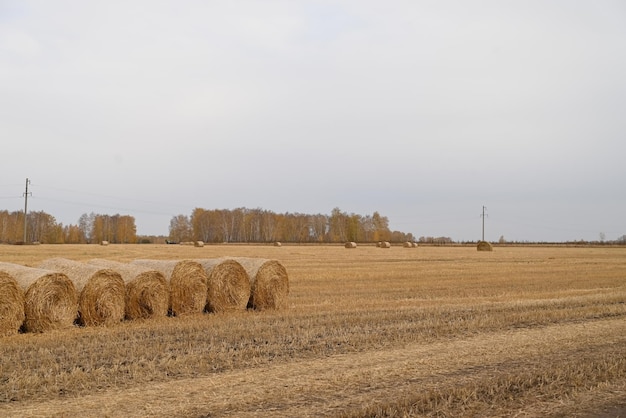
[1,243,625,417]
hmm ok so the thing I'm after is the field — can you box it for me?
[1,243,626,417]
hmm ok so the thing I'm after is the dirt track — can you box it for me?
[3,317,625,417]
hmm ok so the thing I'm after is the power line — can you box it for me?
[31,183,185,207]
[480,205,488,241]
[31,183,191,214]
[31,196,177,217]
[23,178,31,243]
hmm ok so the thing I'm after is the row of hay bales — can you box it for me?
[345,242,492,250]
[344,242,418,248]
[0,257,289,337]
[177,241,206,247]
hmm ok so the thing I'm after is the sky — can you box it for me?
[1,1,625,242]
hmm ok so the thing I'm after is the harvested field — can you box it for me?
[1,244,626,417]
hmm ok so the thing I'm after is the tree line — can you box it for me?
[168,207,415,244]
[0,207,416,245]
[0,210,137,244]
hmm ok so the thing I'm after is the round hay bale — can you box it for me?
[88,259,169,320]
[38,258,125,327]
[0,262,77,333]
[412,242,418,248]
[194,241,205,247]
[403,242,412,248]
[376,242,382,248]
[131,259,208,316]
[273,241,282,247]
[194,258,251,313]
[100,241,109,246]
[230,257,289,310]
[380,241,391,248]
[0,270,26,336]
[477,241,493,251]
[345,242,357,249]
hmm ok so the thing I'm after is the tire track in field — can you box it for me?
[3,318,626,418]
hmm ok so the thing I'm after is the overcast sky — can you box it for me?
[1,1,625,242]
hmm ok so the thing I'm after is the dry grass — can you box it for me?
[343,333,626,418]
[0,244,626,417]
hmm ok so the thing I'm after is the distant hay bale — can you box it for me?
[345,242,357,249]
[477,241,493,251]
[38,258,125,327]
[412,242,418,248]
[403,242,412,248]
[0,262,77,333]
[230,257,289,310]
[88,259,169,320]
[0,270,26,336]
[376,242,382,248]
[100,241,109,246]
[380,241,391,248]
[131,259,208,316]
[194,241,205,247]
[194,258,251,313]
[273,242,282,247]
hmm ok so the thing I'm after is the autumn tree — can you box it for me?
[184,207,403,244]
[347,213,362,242]
[309,214,328,243]
[260,210,278,242]
[64,224,85,244]
[78,213,95,243]
[329,207,348,243]
[28,211,63,243]
[169,214,192,242]
[85,213,137,244]
[0,210,22,243]
[115,215,137,243]
[372,212,391,242]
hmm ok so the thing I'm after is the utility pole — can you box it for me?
[480,205,487,241]
[23,178,31,243]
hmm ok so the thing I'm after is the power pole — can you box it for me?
[480,205,487,241]
[23,178,31,243]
